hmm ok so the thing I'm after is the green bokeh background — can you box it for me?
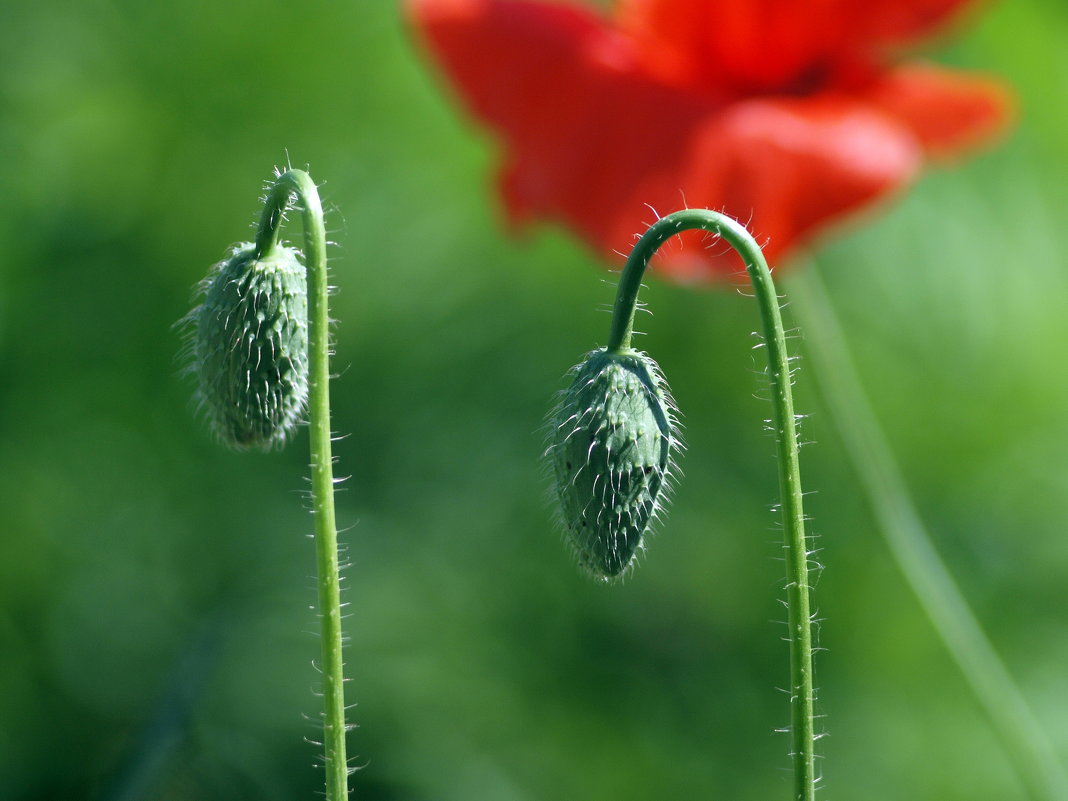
[2,1,1066,799]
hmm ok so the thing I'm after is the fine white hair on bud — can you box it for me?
[191,242,309,449]
[549,347,680,579]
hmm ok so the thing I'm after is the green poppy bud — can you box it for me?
[192,243,309,449]
[549,348,679,579]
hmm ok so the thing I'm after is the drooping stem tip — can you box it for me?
[261,169,349,801]
[608,210,817,801]
[193,168,349,800]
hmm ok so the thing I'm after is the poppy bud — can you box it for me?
[193,243,309,449]
[550,348,679,578]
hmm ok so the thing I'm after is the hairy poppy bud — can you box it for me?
[192,243,309,449]
[549,348,679,578]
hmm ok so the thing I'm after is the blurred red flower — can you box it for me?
[408,0,1012,280]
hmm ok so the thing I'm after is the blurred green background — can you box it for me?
[2,1,1067,799]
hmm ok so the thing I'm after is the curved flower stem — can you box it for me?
[787,264,1068,801]
[609,210,816,801]
[255,170,349,801]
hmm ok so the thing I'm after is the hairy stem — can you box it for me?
[609,210,816,801]
[256,169,349,801]
[788,264,1068,801]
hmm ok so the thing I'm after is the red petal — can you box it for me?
[858,0,975,46]
[638,98,922,281]
[865,63,1014,159]
[408,0,715,253]
[410,0,620,141]
[616,0,856,97]
[616,0,975,96]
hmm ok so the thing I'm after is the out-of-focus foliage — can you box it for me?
[0,2,1066,800]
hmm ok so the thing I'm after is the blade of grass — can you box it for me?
[787,264,1067,801]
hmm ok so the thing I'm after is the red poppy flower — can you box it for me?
[408,0,1012,281]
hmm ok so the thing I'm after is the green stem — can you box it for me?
[609,210,816,801]
[788,264,1068,801]
[256,170,349,801]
